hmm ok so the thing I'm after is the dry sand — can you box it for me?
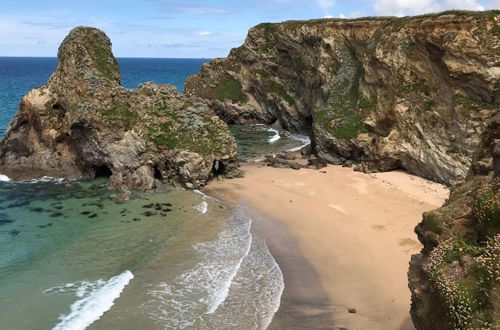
[205,163,449,330]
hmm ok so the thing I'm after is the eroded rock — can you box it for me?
[0,27,240,191]
[186,11,500,186]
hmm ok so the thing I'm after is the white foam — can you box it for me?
[50,271,134,330]
[28,176,65,184]
[286,134,311,152]
[267,128,281,143]
[0,174,10,182]
[145,214,253,328]
[195,201,208,214]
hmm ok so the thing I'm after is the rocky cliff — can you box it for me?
[186,10,500,186]
[409,113,499,330]
[0,27,239,191]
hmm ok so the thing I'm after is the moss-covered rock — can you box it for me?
[186,10,500,185]
[0,27,239,191]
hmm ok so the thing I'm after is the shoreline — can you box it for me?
[204,163,449,329]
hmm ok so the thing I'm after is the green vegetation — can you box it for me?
[89,43,119,82]
[474,190,500,238]
[103,101,138,130]
[214,78,248,103]
[147,116,232,156]
[421,212,443,235]
[493,25,500,38]
[252,69,271,78]
[455,93,495,119]
[264,79,295,106]
[315,45,364,139]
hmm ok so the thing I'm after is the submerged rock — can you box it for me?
[0,27,239,191]
[186,11,500,186]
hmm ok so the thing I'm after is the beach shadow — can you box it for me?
[244,203,335,330]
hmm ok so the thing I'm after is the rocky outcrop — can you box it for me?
[0,27,239,191]
[409,113,499,330]
[186,10,500,186]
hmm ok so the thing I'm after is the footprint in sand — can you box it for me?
[328,204,349,215]
[372,224,387,231]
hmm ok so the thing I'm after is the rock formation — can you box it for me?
[409,113,499,330]
[0,27,239,191]
[186,10,500,186]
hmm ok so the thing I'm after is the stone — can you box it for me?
[0,27,240,191]
[186,11,500,186]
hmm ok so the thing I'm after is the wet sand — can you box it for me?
[204,163,448,330]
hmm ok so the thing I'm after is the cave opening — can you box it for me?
[52,103,61,110]
[153,165,162,181]
[93,164,112,178]
[212,160,225,176]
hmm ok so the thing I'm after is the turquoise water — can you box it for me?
[0,57,305,329]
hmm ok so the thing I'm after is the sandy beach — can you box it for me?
[204,163,449,330]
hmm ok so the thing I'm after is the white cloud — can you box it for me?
[197,31,212,36]
[374,0,485,16]
[316,0,336,10]
[490,0,500,7]
[339,13,347,18]
[324,14,334,18]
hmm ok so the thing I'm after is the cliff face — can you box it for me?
[0,27,239,191]
[409,113,499,330]
[186,11,500,186]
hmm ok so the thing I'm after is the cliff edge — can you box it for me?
[0,27,239,191]
[186,10,500,186]
[409,113,499,329]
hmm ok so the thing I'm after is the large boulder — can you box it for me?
[0,27,240,191]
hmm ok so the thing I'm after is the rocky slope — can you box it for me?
[409,113,499,330]
[0,27,239,191]
[186,10,500,186]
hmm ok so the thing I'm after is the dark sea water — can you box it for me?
[0,57,311,330]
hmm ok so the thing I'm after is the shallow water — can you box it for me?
[0,57,294,330]
[0,179,283,329]
[230,125,310,161]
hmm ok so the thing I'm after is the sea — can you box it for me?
[0,57,310,330]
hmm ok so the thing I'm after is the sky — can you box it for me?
[0,0,498,58]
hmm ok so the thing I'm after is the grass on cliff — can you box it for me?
[103,101,138,130]
[423,179,500,330]
[314,45,366,139]
[89,43,119,82]
[214,78,248,103]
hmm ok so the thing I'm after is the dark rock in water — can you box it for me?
[8,229,20,236]
[143,211,156,217]
[160,212,167,217]
[88,213,98,219]
[81,211,91,215]
[7,200,31,208]
[164,208,172,212]
[165,203,172,207]
[29,207,46,213]
[0,27,239,191]
[142,204,154,209]
[132,218,141,222]
[50,212,64,218]
[53,205,64,210]
[0,215,14,225]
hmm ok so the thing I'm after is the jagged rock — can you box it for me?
[264,155,302,170]
[0,27,240,191]
[186,11,500,186]
[409,113,500,330]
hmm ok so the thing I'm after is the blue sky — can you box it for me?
[0,0,498,58]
